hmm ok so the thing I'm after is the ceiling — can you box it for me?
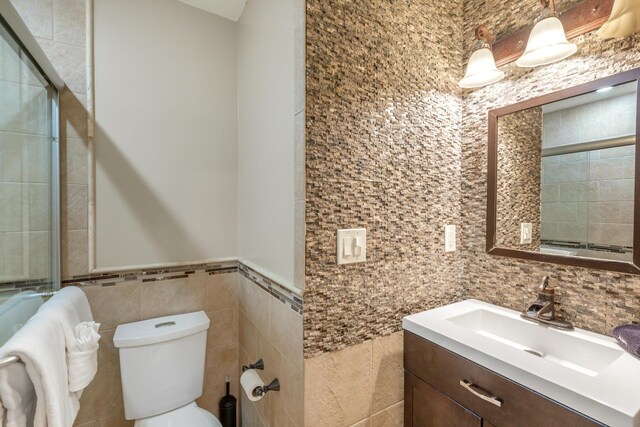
[177,0,247,21]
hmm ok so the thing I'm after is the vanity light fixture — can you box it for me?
[598,0,640,39]
[597,86,614,93]
[459,24,505,89]
[516,0,577,68]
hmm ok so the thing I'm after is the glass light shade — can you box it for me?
[598,0,640,39]
[516,16,577,68]
[459,47,505,89]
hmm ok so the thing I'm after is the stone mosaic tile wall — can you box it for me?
[462,0,640,335]
[496,107,542,250]
[304,0,464,357]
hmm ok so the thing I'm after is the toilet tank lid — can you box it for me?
[114,311,210,348]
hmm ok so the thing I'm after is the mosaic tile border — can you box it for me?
[239,263,304,315]
[0,260,304,316]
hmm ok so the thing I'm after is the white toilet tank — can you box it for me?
[114,311,210,420]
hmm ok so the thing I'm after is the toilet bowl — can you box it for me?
[113,311,223,427]
[135,402,221,427]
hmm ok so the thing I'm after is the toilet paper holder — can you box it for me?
[242,358,264,372]
[242,358,281,397]
[253,378,280,398]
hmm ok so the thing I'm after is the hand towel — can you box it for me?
[0,291,44,347]
[0,360,36,427]
[613,324,640,357]
[0,310,78,427]
[67,322,100,393]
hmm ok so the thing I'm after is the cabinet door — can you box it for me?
[405,371,482,427]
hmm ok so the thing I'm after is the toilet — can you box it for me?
[113,311,222,427]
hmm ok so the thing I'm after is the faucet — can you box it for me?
[521,276,573,330]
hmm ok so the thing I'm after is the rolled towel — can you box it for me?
[67,321,101,393]
[613,324,640,357]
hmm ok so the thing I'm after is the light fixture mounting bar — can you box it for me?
[492,0,614,67]
[475,24,494,48]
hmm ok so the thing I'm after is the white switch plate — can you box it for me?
[337,228,366,265]
[521,223,533,244]
[445,225,456,252]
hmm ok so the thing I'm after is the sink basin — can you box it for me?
[448,308,624,377]
[403,299,640,427]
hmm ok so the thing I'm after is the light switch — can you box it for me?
[343,237,353,256]
[337,228,366,265]
[445,225,456,252]
[521,223,533,244]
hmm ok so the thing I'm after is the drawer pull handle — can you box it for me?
[460,380,502,408]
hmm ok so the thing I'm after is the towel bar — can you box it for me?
[0,355,19,368]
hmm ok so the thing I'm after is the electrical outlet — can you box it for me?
[520,223,533,244]
[337,228,366,265]
[445,225,456,252]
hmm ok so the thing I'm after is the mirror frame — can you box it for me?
[487,67,640,274]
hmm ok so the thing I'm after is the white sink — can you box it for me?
[403,299,640,427]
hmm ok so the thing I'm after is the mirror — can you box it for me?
[487,69,640,274]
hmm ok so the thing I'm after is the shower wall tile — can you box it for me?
[35,38,86,94]
[53,0,86,47]
[10,0,53,40]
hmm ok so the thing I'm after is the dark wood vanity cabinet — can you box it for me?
[404,331,605,427]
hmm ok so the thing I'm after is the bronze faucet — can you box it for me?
[521,276,573,330]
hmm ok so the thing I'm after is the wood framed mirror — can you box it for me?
[487,67,640,274]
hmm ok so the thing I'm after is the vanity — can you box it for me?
[403,300,640,427]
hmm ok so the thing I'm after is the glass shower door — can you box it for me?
[0,15,60,345]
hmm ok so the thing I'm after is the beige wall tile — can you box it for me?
[241,393,268,427]
[139,276,206,320]
[62,229,88,277]
[202,343,239,413]
[53,0,86,46]
[63,184,88,230]
[239,310,258,361]
[305,340,372,427]
[244,282,270,336]
[10,0,53,39]
[205,272,238,312]
[82,283,140,330]
[36,38,86,93]
[206,308,237,349]
[371,402,403,427]
[349,418,371,427]
[371,332,403,414]
[280,356,304,427]
[63,137,88,185]
[75,367,124,424]
[269,296,303,372]
[97,328,119,372]
[60,89,88,141]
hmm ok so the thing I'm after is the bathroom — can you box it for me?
[0,0,639,425]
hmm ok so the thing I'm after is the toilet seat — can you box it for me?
[134,402,222,427]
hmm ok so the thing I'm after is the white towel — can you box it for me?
[0,287,97,427]
[0,361,36,427]
[0,310,78,427]
[67,322,100,393]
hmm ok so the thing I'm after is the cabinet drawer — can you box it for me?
[404,331,604,427]
[405,371,482,427]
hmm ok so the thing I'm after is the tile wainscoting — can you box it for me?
[19,260,307,427]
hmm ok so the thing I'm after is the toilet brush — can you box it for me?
[219,376,237,427]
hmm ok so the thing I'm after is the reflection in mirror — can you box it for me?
[496,81,637,262]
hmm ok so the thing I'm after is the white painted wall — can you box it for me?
[237,0,296,289]
[94,0,238,269]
